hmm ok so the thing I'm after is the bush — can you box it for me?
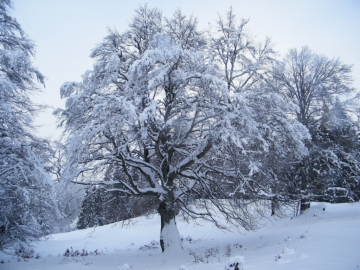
[14,245,40,261]
[224,256,244,270]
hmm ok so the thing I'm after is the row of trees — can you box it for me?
[77,186,157,229]
[1,1,359,254]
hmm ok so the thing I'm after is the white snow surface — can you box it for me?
[1,202,359,269]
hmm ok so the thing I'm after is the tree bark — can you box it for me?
[300,199,310,214]
[271,197,279,216]
[299,160,310,214]
[157,193,182,254]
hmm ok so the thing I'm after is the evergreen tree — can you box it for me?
[77,187,105,229]
[0,0,58,251]
[313,100,360,202]
[77,184,157,229]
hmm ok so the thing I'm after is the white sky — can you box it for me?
[13,0,360,139]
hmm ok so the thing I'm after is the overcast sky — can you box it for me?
[13,0,360,139]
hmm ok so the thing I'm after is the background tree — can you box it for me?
[77,183,158,230]
[0,0,59,251]
[209,7,275,93]
[77,186,105,229]
[210,8,308,216]
[272,46,353,133]
[56,6,309,253]
[313,100,360,202]
[164,8,206,50]
[272,46,358,212]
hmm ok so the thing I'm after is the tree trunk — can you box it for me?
[271,197,279,216]
[299,160,310,214]
[158,193,182,254]
[300,199,310,214]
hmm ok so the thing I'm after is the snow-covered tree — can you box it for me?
[77,186,105,229]
[311,100,360,202]
[164,9,206,50]
[0,0,59,251]
[272,46,354,133]
[209,8,308,215]
[272,47,358,212]
[56,6,309,253]
[209,7,275,93]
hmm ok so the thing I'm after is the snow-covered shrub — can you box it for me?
[224,244,232,257]
[139,240,159,251]
[14,245,40,261]
[63,247,102,257]
[205,247,219,263]
[224,256,244,270]
[118,263,131,270]
[189,250,204,264]
[185,236,193,243]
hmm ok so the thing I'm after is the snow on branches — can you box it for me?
[56,6,311,253]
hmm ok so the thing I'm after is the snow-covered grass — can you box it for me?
[1,202,359,269]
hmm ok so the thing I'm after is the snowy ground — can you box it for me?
[1,202,359,269]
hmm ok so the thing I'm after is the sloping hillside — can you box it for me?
[1,202,359,269]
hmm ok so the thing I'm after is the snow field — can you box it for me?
[0,202,359,269]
